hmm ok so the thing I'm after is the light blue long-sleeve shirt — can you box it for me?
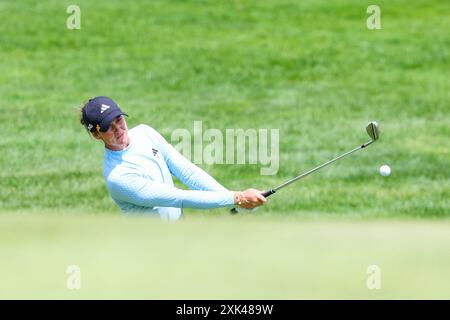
[103,124,234,220]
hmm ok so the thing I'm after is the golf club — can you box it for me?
[230,121,380,214]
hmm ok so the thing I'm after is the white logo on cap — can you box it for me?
[100,104,110,113]
[87,124,93,130]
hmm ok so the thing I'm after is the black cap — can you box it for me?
[82,96,128,132]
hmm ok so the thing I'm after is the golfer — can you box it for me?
[80,96,267,220]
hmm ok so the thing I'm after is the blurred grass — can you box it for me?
[0,0,449,217]
[0,212,449,299]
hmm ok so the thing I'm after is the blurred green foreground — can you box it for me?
[1,212,449,299]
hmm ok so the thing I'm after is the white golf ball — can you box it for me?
[379,165,391,176]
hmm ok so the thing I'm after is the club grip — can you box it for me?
[230,207,239,214]
[261,189,276,198]
[230,190,276,214]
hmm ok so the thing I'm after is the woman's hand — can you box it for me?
[234,189,267,209]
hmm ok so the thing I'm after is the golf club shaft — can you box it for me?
[230,139,374,214]
[262,139,374,197]
[231,121,380,214]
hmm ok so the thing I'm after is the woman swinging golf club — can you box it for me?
[80,96,267,221]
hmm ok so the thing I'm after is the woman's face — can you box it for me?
[94,115,129,150]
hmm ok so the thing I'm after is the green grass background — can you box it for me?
[0,0,449,299]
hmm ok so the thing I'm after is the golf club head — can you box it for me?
[366,121,380,141]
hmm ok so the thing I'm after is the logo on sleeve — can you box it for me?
[152,148,159,156]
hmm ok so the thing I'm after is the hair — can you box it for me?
[79,101,95,137]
